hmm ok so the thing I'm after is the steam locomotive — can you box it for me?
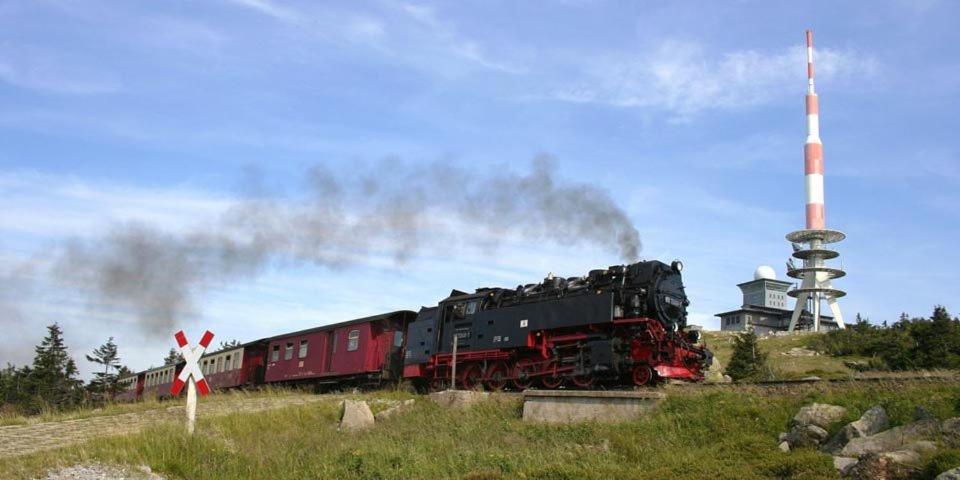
[117,260,711,400]
[403,259,711,390]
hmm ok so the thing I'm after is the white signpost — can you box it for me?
[170,330,214,435]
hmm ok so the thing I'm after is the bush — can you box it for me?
[725,331,770,381]
[808,306,960,371]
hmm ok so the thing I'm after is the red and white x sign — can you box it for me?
[171,330,215,397]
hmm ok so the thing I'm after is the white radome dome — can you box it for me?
[754,265,776,280]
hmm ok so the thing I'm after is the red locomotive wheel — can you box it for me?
[483,361,509,391]
[459,363,483,390]
[631,365,654,386]
[569,372,595,389]
[541,361,564,389]
[511,358,537,390]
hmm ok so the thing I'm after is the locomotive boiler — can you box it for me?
[402,260,712,390]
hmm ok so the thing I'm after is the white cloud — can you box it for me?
[0,44,121,95]
[551,40,880,120]
[225,0,299,23]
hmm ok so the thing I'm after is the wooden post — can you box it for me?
[186,377,197,435]
[450,335,458,391]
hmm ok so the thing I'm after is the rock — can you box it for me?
[339,400,375,432]
[782,347,819,356]
[822,406,890,454]
[914,406,936,421]
[833,456,857,476]
[374,399,415,422]
[854,406,891,437]
[801,376,822,382]
[778,432,788,442]
[903,440,938,454]
[941,417,960,445]
[786,424,829,448]
[429,389,489,409]
[778,441,790,452]
[844,360,870,371]
[847,452,920,480]
[723,375,733,383]
[840,418,941,457]
[138,465,153,474]
[936,467,960,480]
[793,403,848,429]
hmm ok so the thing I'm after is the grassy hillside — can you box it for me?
[703,331,870,380]
[2,381,959,480]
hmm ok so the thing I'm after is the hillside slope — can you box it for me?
[702,331,867,380]
[2,381,959,479]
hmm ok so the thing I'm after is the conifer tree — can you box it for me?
[28,323,83,411]
[218,339,241,351]
[86,337,121,398]
[725,330,768,381]
[163,348,184,366]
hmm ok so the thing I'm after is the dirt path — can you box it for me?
[0,395,333,458]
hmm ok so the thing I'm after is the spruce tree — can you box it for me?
[163,348,184,366]
[86,337,121,399]
[29,323,83,411]
[218,339,241,351]
[725,330,768,381]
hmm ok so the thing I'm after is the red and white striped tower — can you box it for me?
[804,30,825,230]
[786,30,847,332]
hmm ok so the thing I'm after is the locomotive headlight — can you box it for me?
[671,260,683,273]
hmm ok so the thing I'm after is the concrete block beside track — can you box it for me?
[522,390,665,424]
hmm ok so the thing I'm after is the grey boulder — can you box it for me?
[785,423,829,448]
[840,418,941,457]
[339,399,375,432]
[936,467,960,480]
[793,403,848,429]
[822,405,890,454]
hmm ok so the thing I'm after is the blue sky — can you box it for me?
[1,0,958,378]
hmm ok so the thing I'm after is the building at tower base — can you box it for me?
[715,266,840,334]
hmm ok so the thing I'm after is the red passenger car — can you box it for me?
[141,364,180,400]
[198,341,268,391]
[114,373,142,401]
[263,311,415,388]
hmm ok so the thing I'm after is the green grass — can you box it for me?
[3,380,959,479]
[703,331,874,380]
[0,386,307,426]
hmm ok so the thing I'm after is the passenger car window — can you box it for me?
[299,339,308,358]
[284,342,294,360]
[225,355,231,370]
[347,330,360,351]
[271,345,280,362]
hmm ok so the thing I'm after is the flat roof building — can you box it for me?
[716,266,839,334]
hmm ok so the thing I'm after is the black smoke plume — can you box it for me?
[56,156,641,335]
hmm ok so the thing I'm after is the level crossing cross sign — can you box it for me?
[171,329,214,397]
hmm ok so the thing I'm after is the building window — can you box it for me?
[347,329,360,351]
[299,339,309,358]
[271,345,280,362]
[284,342,294,360]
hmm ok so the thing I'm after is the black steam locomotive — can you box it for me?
[402,260,712,389]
